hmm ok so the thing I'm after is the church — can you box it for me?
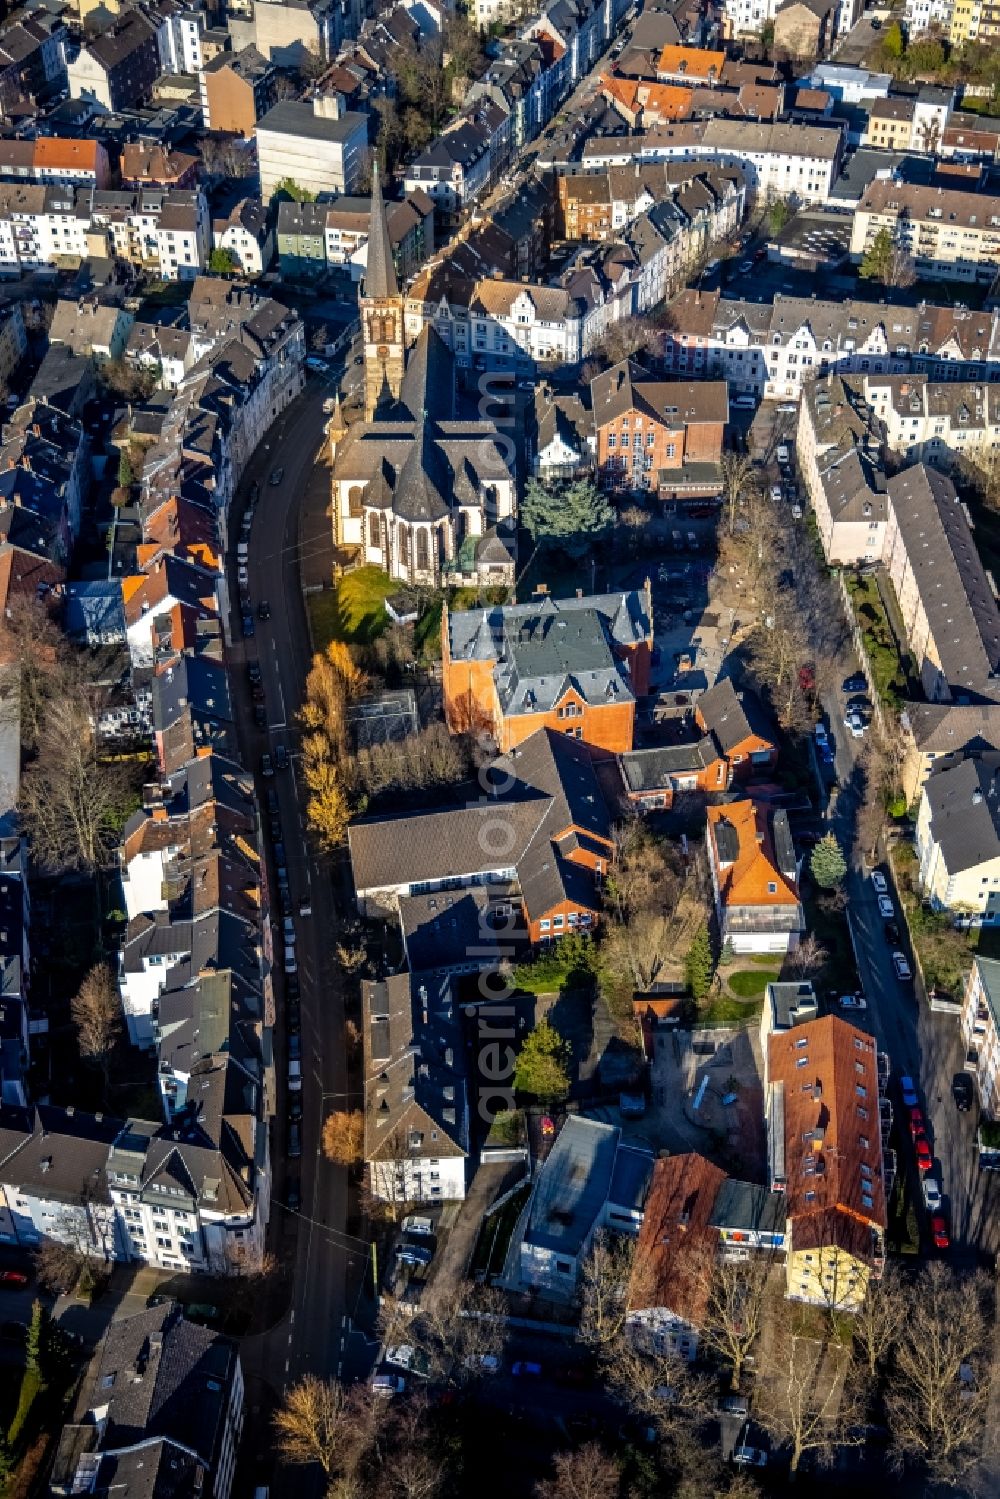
[329,167,517,588]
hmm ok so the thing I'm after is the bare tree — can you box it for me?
[784,934,828,982]
[273,1376,373,1479]
[852,1262,907,1380]
[720,451,758,536]
[535,1444,621,1499]
[378,1283,509,1386]
[758,1317,866,1475]
[577,1229,637,1351]
[33,1238,89,1295]
[71,963,121,1103]
[885,1262,992,1486]
[19,690,139,873]
[699,1251,773,1392]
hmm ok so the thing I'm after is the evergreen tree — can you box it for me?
[810,832,847,889]
[521,477,613,558]
[685,923,714,1002]
[25,1298,43,1376]
[514,1019,571,1103]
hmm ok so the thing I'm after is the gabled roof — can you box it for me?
[924,753,1000,874]
[629,1152,725,1325]
[707,798,800,909]
[362,971,467,1162]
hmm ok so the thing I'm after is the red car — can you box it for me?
[914,1132,933,1172]
[909,1106,926,1139]
[0,1270,28,1288]
[932,1215,950,1250]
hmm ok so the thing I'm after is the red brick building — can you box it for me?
[590,361,728,499]
[442,586,654,757]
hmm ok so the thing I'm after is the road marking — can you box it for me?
[290,1310,295,1324]
[285,1359,290,1373]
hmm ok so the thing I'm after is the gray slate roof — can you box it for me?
[925,753,1000,874]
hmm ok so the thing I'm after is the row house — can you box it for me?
[565,117,842,206]
[0,137,110,189]
[0,11,67,119]
[0,399,90,556]
[915,754,1000,923]
[662,287,1000,403]
[864,372,1000,469]
[67,8,160,112]
[0,183,211,281]
[961,956,1000,1117]
[557,158,747,243]
[50,1302,243,1499]
[212,198,273,277]
[850,180,1000,286]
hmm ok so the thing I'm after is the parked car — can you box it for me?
[952,1074,974,1112]
[284,949,297,975]
[370,1374,405,1398]
[838,993,867,1011]
[288,1122,302,1157]
[931,1213,950,1249]
[269,467,284,486]
[282,916,296,948]
[893,952,912,981]
[261,753,273,778]
[914,1133,933,1172]
[733,1447,768,1469]
[878,895,895,919]
[395,1244,432,1267]
[274,743,288,771]
[900,1075,919,1107]
[257,600,271,621]
[512,1361,543,1377]
[884,921,901,945]
[845,710,865,739]
[844,672,867,694]
[288,1058,301,1091]
[288,1094,303,1122]
[770,485,782,504]
[776,443,790,466]
[286,1000,301,1034]
[814,723,828,745]
[286,1178,301,1211]
[254,704,267,730]
[909,1106,926,1139]
[241,613,255,638]
[0,1270,28,1289]
[402,1214,435,1237]
[266,787,279,815]
[286,972,300,1000]
[922,1176,943,1213]
[872,871,889,895]
[463,1354,501,1373]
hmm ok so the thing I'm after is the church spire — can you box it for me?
[365,159,398,301]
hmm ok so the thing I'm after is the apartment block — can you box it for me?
[256,96,368,201]
[851,180,1000,285]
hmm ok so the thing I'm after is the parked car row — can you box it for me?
[902,1073,950,1249]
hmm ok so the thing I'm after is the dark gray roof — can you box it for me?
[398,887,526,974]
[608,1143,654,1213]
[697,677,773,754]
[363,971,467,1161]
[364,160,398,302]
[82,1302,237,1465]
[709,1178,787,1236]
[523,1116,618,1256]
[766,980,818,1030]
[887,464,1000,697]
[256,99,367,145]
[0,1103,124,1202]
[495,606,631,718]
[620,738,717,793]
[925,754,1000,874]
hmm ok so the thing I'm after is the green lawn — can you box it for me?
[727,969,778,998]
[698,993,765,1025]
[307,566,395,649]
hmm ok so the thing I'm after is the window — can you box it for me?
[608,434,616,448]
[796,1056,808,1068]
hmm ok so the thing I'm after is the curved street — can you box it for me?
[224,378,371,1493]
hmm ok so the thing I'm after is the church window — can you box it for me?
[400,528,410,565]
[349,486,363,517]
[416,529,430,572]
[368,512,380,548]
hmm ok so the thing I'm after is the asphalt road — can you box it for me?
[224,379,374,1493]
[819,677,1000,1265]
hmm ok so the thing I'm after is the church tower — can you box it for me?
[360,161,405,421]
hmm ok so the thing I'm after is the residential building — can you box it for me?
[709,1177,788,1257]
[362,972,468,1206]
[531,387,593,479]
[864,373,1000,470]
[67,9,160,111]
[349,726,614,943]
[0,137,112,188]
[883,464,1000,704]
[797,374,889,566]
[707,798,805,954]
[900,700,1000,806]
[663,288,1000,404]
[120,143,199,189]
[760,980,818,1089]
[618,677,779,809]
[50,1302,243,1499]
[850,180,1000,285]
[656,45,726,85]
[773,0,839,55]
[960,955,1000,1115]
[626,1152,726,1359]
[517,1117,650,1296]
[915,754,1000,921]
[590,361,727,497]
[256,96,368,201]
[228,0,346,67]
[442,586,654,755]
[48,297,132,361]
[0,1104,128,1259]
[766,1015,886,1310]
[0,302,25,387]
[212,198,273,276]
[275,198,327,280]
[200,44,277,137]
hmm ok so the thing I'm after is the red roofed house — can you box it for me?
[626,1152,726,1360]
[707,797,805,955]
[32,136,109,188]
